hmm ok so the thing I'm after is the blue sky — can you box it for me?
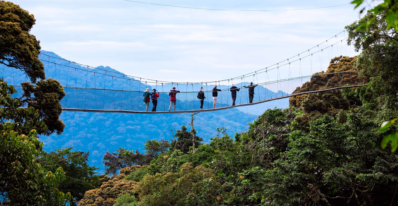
[13,0,365,83]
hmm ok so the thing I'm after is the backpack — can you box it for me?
[143,92,149,103]
[197,92,201,99]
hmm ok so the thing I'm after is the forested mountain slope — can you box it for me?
[1,51,289,173]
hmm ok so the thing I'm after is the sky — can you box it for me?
[11,0,368,83]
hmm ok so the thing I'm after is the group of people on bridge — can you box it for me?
[142,83,258,112]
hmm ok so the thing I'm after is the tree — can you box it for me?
[0,1,45,83]
[0,2,69,204]
[352,0,398,31]
[346,9,398,152]
[39,148,102,205]
[0,124,72,205]
[144,139,170,157]
[132,163,221,206]
[170,126,203,153]
[257,114,398,206]
[103,148,152,176]
[0,78,65,135]
[0,1,65,136]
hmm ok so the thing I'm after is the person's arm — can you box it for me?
[217,89,222,91]
[237,88,240,91]
[243,85,248,88]
[177,90,181,93]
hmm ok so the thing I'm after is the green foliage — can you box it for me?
[0,1,45,82]
[144,139,170,157]
[39,148,102,203]
[257,113,398,205]
[346,10,398,110]
[352,0,398,30]
[0,124,72,205]
[125,167,151,182]
[0,78,65,135]
[347,7,398,154]
[105,140,170,176]
[104,147,154,175]
[170,126,203,153]
[21,79,66,135]
[138,108,295,205]
[114,193,138,206]
[133,163,222,206]
[378,118,398,152]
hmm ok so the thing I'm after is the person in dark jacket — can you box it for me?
[197,87,205,109]
[230,84,240,106]
[151,89,159,112]
[212,85,222,109]
[243,82,258,103]
[143,88,151,111]
[168,87,180,111]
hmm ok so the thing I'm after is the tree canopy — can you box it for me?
[39,148,102,204]
[0,124,72,205]
[0,1,45,83]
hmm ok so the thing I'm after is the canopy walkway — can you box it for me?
[1,31,364,114]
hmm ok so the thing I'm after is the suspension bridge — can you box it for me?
[1,31,365,114]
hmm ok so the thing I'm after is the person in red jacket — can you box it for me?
[168,87,180,111]
[151,89,159,112]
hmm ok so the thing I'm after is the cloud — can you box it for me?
[17,0,360,83]
[97,143,106,149]
[92,150,101,157]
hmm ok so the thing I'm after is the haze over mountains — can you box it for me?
[1,50,289,173]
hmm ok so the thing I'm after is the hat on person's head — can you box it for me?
[153,89,156,92]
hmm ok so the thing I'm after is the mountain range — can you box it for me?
[1,51,289,173]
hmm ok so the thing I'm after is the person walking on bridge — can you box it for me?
[169,87,180,111]
[143,88,151,111]
[244,82,258,104]
[151,89,159,112]
[197,87,205,110]
[212,85,222,109]
[230,84,240,106]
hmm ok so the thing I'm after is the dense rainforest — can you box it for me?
[78,9,398,206]
[1,0,398,206]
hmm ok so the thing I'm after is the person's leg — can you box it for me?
[146,102,149,111]
[249,94,254,103]
[154,100,157,111]
[213,97,217,109]
[200,100,204,109]
[152,100,157,111]
[169,101,172,111]
[173,101,176,111]
[232,96,236,106]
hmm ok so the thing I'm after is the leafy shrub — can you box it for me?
[125,167,151,182]
[114,193,138,206]
[133,163,222,206]
[0,124,72,205]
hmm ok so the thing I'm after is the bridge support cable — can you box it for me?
[74,68,79,109]
[84,66,89,110]
[37,30,347,86]
[3,71,363,113]
[35,35,348,95]
[61,84,366,114]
